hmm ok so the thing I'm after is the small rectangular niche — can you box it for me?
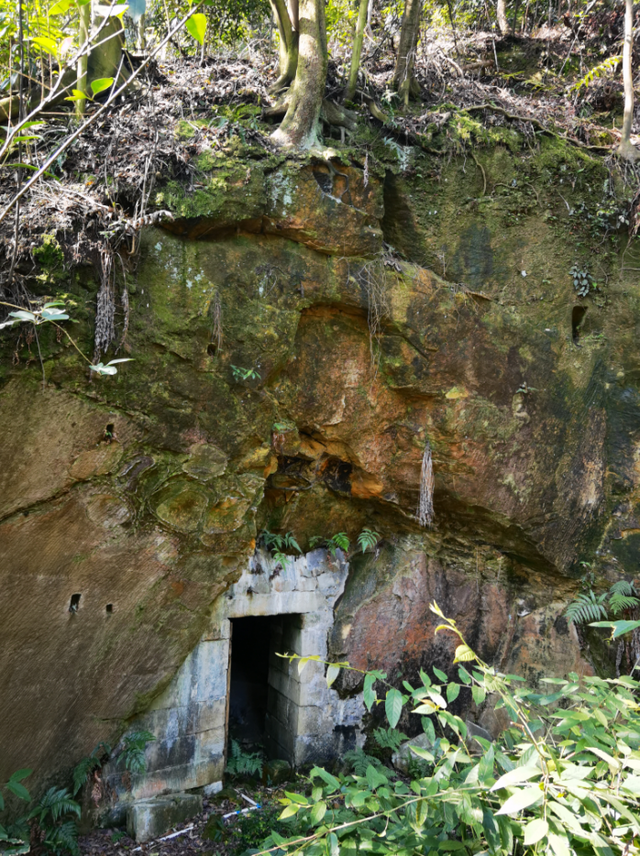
[69,593,81,613]
[106,604,113,615]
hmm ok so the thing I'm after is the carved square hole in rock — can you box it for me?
[106,604,113,615]
[69,593,81,613]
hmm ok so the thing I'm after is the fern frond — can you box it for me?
[327,533,350,556]
[45,820,80,856]
[283,532,302,554]
[373,726,408,751]
[565,591,608,624]
[571,55,621,93]
[72,757,98,797]
[609,593,640,615]
[357,528,381,554]
[610,580,636,596]
[343,748,385,776]
[31,788,81,824]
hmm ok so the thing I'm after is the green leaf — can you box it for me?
[310,801,326,824]
[65,90,91,103]
[590,619,640,639]
[585,746,620,772]
[328,832,339,856]
[365,764,388,791]
[279,804,299,819]
[458,666,472,684]
[6,781,30,801]
[31,36,58,56]
[471,684,486,705]
[9,769,32,783]
[433,667,448,682]
[490,764,540,792]
[548,832,572,856]
[385,688,403,728]
[90,77,114,96]
[9,310,36,322]
[49,0,73,14]
[523,818,548,846]
[495,785,543,815]
[363,673,377,711]
[408,744,434,763]
[41,309,69,321]
[89,363,117,375]
[446,682,460,703]
[186,12,207,44]
[285,791,308,805]
[454,644,476,663]
[326,664,340,688]
[310,767,340,793]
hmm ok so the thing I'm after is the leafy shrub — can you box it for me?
[0,773,81,856]
[570,264,596,297]
[233,805,297,855]
[265,604,640,856]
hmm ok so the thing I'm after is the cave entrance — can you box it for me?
[227,614,302,762]
[228,616,271,750]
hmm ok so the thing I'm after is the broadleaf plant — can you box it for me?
[267,603,640,856]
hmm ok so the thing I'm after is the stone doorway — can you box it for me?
[228,615,273,752]
[123,548,365,802]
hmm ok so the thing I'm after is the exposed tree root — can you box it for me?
[265,95,357,132]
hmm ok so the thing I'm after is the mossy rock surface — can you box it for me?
[1,139,638,789]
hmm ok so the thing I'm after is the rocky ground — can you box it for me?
[79,785,291,856]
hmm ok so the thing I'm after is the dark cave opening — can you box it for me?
[228,616,273,750]
[572,305,587,344]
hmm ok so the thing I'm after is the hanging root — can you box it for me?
[417,440,434,528]
[94,245,117,364]
[211,289,223,353]
[348,258,391,381]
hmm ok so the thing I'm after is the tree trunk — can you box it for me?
[619,0,638,160]
[271,0,327,149]
[76,0,91,119]
[269,0,299,92]
[137,12,146,52]
[392,0,422,104]
[89,3,126,84]
[497,0,509,34]
[345,0,369,101]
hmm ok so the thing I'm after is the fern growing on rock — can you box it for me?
[565,579,639,625]
[565,591,608,624]
[608,580,640,615]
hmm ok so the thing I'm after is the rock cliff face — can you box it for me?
[1,138,637,789]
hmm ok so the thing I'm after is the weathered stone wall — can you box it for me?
[1,139,636,794]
